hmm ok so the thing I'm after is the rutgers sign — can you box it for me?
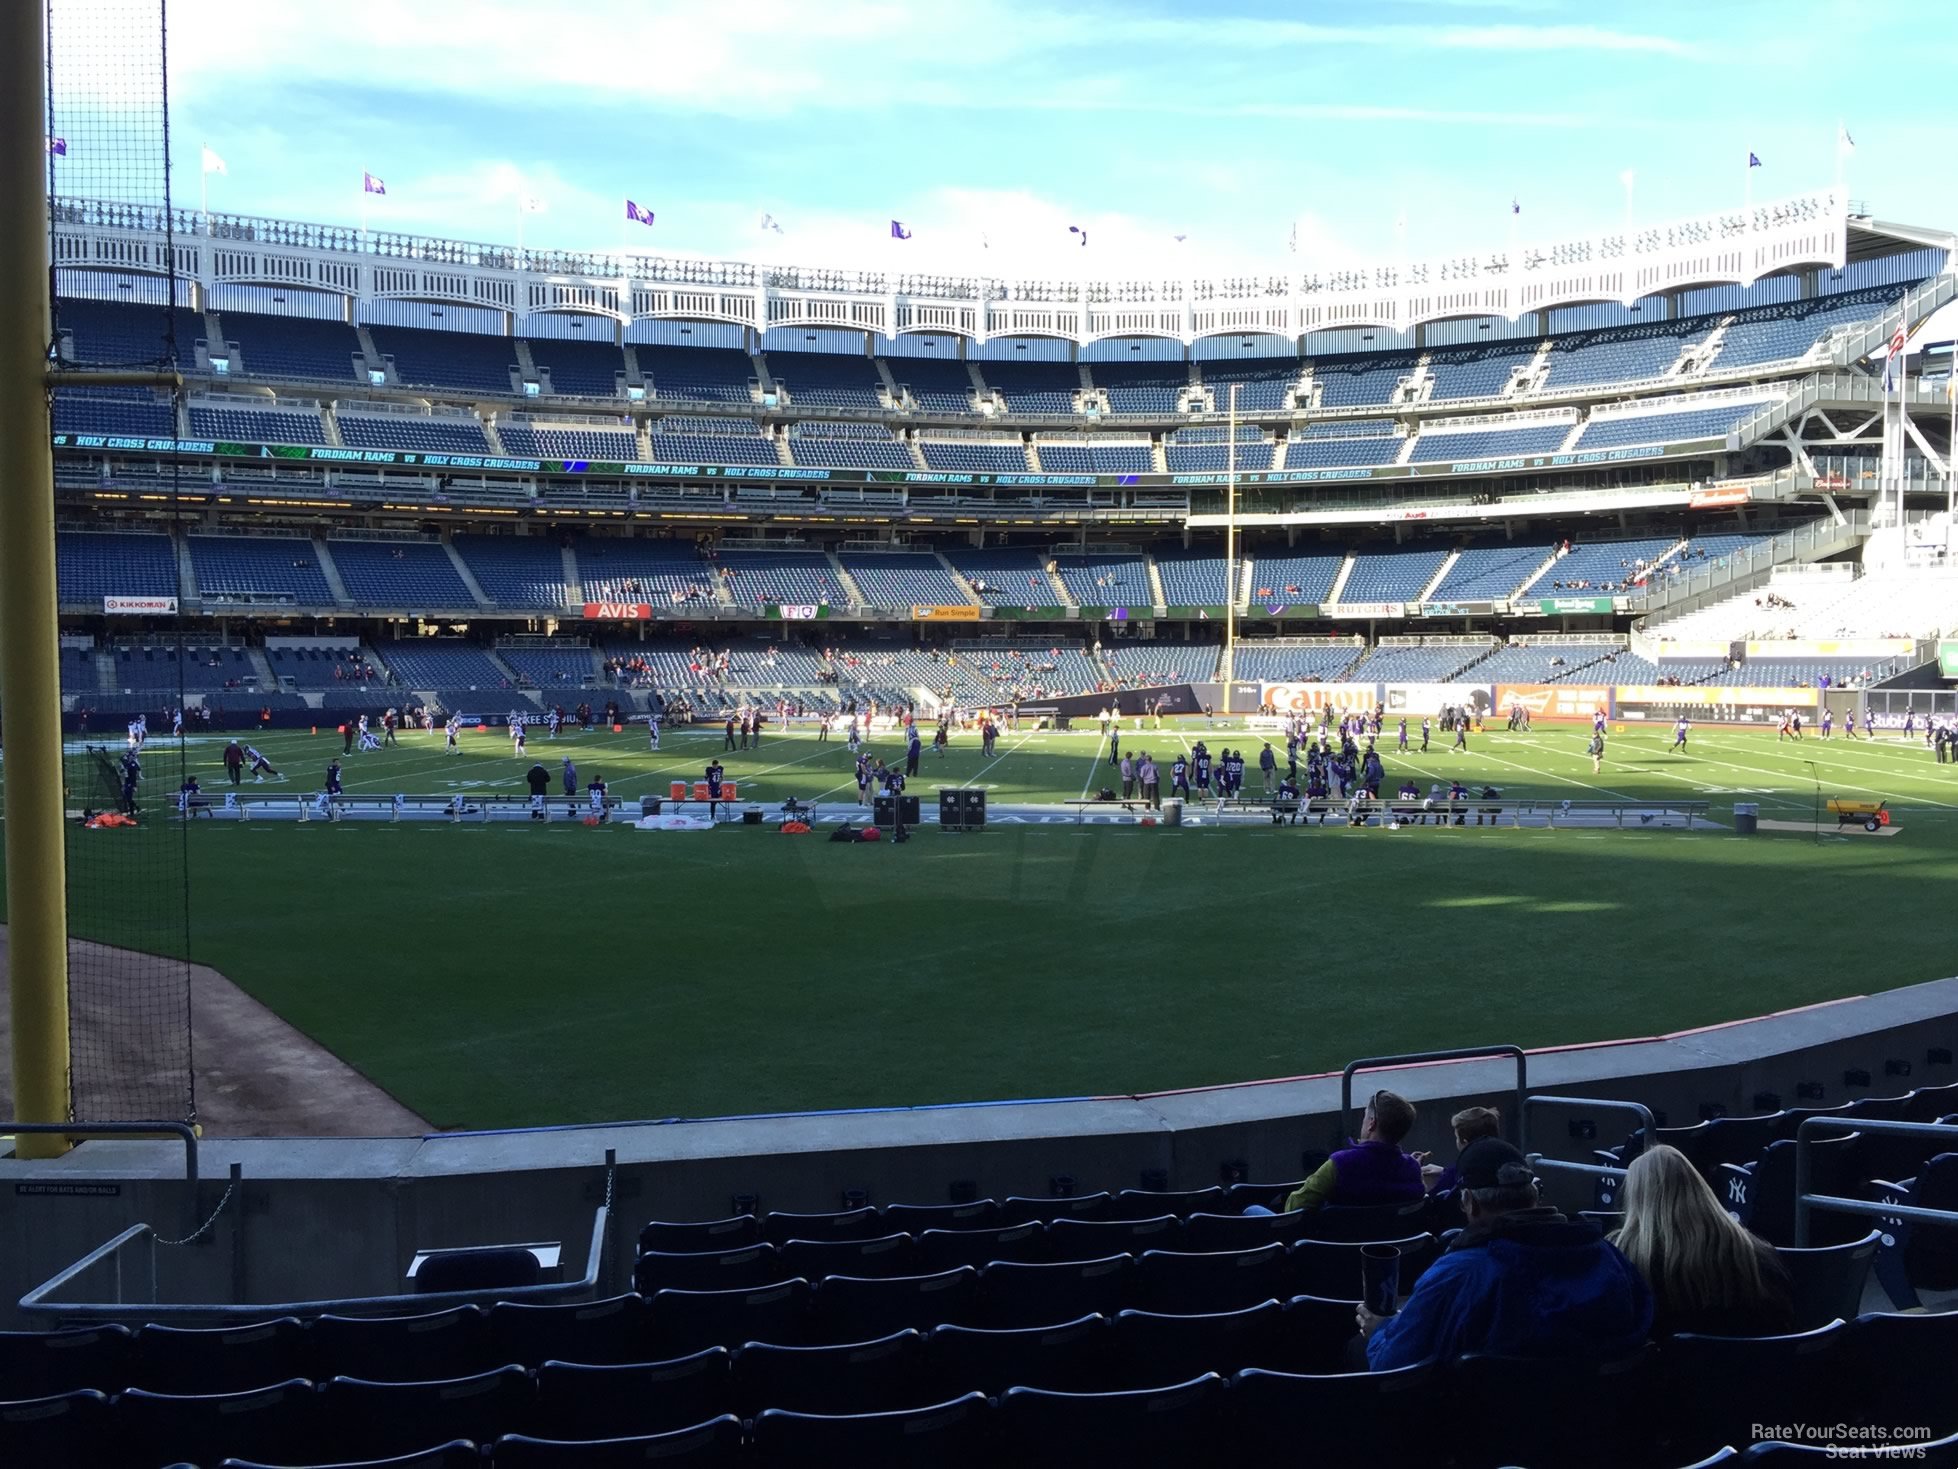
[581,601,652,620]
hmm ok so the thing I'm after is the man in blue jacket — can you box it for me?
[1360,1138,1652,1369]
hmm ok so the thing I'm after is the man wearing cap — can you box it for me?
[1358,1137,1652,1370]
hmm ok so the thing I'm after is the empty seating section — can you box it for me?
[839,553,969,607]
[106,645,253,691]
[964,644,1103,698]
[1544,322,1694,388]
[1425,343,1536,400]
[1311,354,1414,408]
[716,550,839,605]
[58,298,202,366]
[1714,284,1915,368]
[1429,541,1556,600]
[1200,361,1298,412]
[1283,434,1401,470]
[188,536,334,604]
[1035,440,1152,474]
[788,423,913,471]
[451,536,570,608]
[1651,569,1958,644]
[337,414,491,455]
[330,539,478,608]
[222,312,364,382]
[366,326,518,396]
[266,644,376,687]
[1476,640,1625,682]
[1338,547,1448,604]
[576,539,717,605]
[186,403,329,445]
[769,351,886,411]
[1245,552,1343,606]
[943,549,1052,604]
[499,647,598,688]
[1578,398,1778,451]
[56,531,177,602]
[650,415,778,466]
[894,358,978,414]
[1543,535,1682,592]
[379,641,509,688]
[1166,426,1273,473]
[1347,643,1489,680]
[1230,642,1358,681]
[529,338,626,398]
[1104,643,1221,684]
[1153,553,1230,605]
[1091,363,1186,415]
[54,389,177,439]
[1409,422,1570,463]
[981,361,1080,415]
[920,439,1027,474]
[60,646,97,691]
[639,345,756,405]
[494,423,639,462]
[1051,555,1151,607]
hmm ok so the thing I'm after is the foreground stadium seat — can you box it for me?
[1230,1360,1437,1462]
[1843,1310,1958,1437]
[977,1255,1134,1329]
[1045,1213,1182,1261]
[1109,1300,1286,1384]
[1871,1153,1958,1308]
[751,1392,990,1469]
[1223,1181,1306,1213]
[414,1248,540,1296]
[1135,1243,1290,1313]
[531,1349,733,1441]
[116,1377,317,1468]
[731,1329,928,1417]
[308,1306,495,1385]
[633,1243,785,1294]
[996,1373,1220,1462]
[637,1215,760,1254]
[1289,1234,1438,1302]
[1719,1134,1864,1246]
[132,1317,308,1393]
[880,1200,999,1233]
[0,1323,132,1398]
[1276,1294,1365,1373]
[1776,1231,1879,1331]
[486,1292,655,1368]
[1108,1186,1227,1219]
[913,1221,1046,1273]
[647,1279,813,1356]
[318,1366,533,1462]
[1663,1323,1850,1461]
[220,1441,479,1469]
[1298,1200,1437,1241]
[998,1192,1114,1226]
[813,1267,979,1339]
[779,1231,917,1281]
[1181,1209,1314,1253]
[1448,1345,1660,1469]
[490,1413,743,1466]
[925,1313,1110,1396]
[0,1388,114,1464]
[760,1207,881,1246]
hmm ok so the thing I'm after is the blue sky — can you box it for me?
[53,0,1941,277]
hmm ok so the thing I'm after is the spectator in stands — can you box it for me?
[1415,1105,1504,1196]
[1251,1090,1425,1215]
[1610,1144,1794,1339]
[1360,1139,1652,1369]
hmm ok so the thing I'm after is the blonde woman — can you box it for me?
[1612,1144,1795,1339]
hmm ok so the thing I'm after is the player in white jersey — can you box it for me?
[548,709,562,739]
[356,714,370,747]
[1670,716,1690,754]
[646,712,660,751]
[357,726,382,752]
[846,718,861,754]
[444,716,461,754]
[171,707,183,738]
[588,776,609,821]
[511,718,527,756]
[244,745,283,782]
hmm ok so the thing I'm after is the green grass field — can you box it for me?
[17,715,1958,1129]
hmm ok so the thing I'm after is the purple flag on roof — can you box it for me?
[625,199,655,226]
[890,219,912,240]
[47,136,66,156]
[363,172,386,195]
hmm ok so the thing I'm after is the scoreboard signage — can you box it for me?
[768,604,827,621]
[1616,685,1819,712]
[911,605,981,621]
[581,602,652,620]
[1493,684,1611,721]
[104,595,178,615]
[1535,596,1616,615]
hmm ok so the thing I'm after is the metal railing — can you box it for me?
[1339,1045,1526,1149]
[1636,511,1870,619]
[1793,1116,1958,1248]
[6,1122,200,1237]
[1521,1096,1655,1189]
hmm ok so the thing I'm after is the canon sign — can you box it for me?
[581,602,652,620]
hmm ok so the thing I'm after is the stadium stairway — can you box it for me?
[353,325,388,384]
[1042,562,1073,605]
[512,339,539,388]
[314,540,353,607]
[1151,439,1167,475]
[244,646,278,689]
[560,544,583,605]
[1145,558,1168,610]
[933,552,982,606]
[1557,418,1587,454]
[873,357,902,405]
[89,647,116,692]
[1415,551,1458,605]
[174,534,200,602]
[773,433,794,468]
[1509,545,1567,599]
[443,542,494,609]
[751,354,777,399]
[1323,553,1358,607]
[827,553,866,609]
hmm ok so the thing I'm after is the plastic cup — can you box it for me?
[1361,1243,1402,1315]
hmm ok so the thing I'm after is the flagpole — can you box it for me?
[516,201,524,259]
[200,142,208,231]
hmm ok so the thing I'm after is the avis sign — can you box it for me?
[580,602,652,620]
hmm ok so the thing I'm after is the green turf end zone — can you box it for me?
[15,720,1958,1129]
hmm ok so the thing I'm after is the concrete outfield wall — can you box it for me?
[3,978,1955,1326]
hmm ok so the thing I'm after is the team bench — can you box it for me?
[190,793,630,823]
[1826,798,1890,831]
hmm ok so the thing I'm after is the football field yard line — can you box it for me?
[1457,739,1647,803]
[1077,728,1108,800]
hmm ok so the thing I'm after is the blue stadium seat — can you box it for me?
[1448,1344,1661,1469]
[838,552,969,606]
[0,1323,132,1399]
[751,1392,990,1469]
[1229,1360,1438,1463]
[1090,361,1186,416]
[1282,433,1402,469]
[1425,342,1537,400]
[54,387,178,439]
[337,414,492,455]
[1717,1133,1864,1247]
[979,360,1080,415]
[450,535,570,609]
[780,1233,918,1282]
[634,1243,785,1294]
[1180,1210,1315,1253]
[914,1222,1048,1273]
[1135,1243,1290,1314]
[1050,555,1149,607]
[495,423,638,462]
[638,346,756,405]
[890,358,978,415]
[221,1442,480,1469]
[1165,425,1273,473]
[59,298,203,366]
[189,536,336,605]
[1408,422,1569,463]
[1871,1153,1958,1308]
[1578,398,1779,451]
[1312,353,1415,408]
[377,641,506,689]
[760,1207,882,1246]
[919,439,1028,474]
[814,1267,981,1340]
[1034,440,1153,474]
[880,1201,999,1232]
[1843,1310,1958,1439]
[1428,541,1557,600]
[132,1318,308,1395]
[527,338,628,400]
[1778,1231,1880,1332]
[1664,1323,1851,1465]
[787,422,914,470]
[368,326,519,395]
[530,1349,733,1441]
[1045,1215,1183,1261]
[648,1279,814,1356]
[334,544,477,611]
[1543,320,1696,389]
[976,1255,1134,1329]
[732,1329,929,1417]
[769,350,887,411]
[1714,284,1917,370]
[996,1374,1220,1463]
[998,1193,1115,1226]
[1244,551,1344,606]
[924,1314,1110,1396]
[485,1293,656,1369]
[1338,547,1449,605]
[0,1389,115,1466]
[223,312,364,383]
[577,538,716,607]
[307,1306,493,1385]
[1200,360,1299,412]
[116,1377,318,1469]
[1288,1233,1440,1301]
[490,1415,745,1466]
[317,1366,533,1463]
[188,402,329,445]
[1109,1300,1287,1384]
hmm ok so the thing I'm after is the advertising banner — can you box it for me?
[104,596,178,615]
[1420,601,1495,618]
[1245,602,1320,619]
[1535,596,1616,615]
[1942,642,1958,678]
[580,601,652,620]
[1260,682,1383,714]
[766,604,828,621]
[1688,485,1753,509]
[1615,685,1819,713]
[1493,683,1612,721]
[1382,683,1496,717]
[1741,639,1913,661]
[1328,601,1406,619]
[912,605,981,621]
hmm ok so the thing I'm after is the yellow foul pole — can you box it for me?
[1,0,73,1156]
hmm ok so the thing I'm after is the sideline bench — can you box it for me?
[1827,798,1889,832]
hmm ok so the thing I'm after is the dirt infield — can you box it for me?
[0,928,430,1137]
